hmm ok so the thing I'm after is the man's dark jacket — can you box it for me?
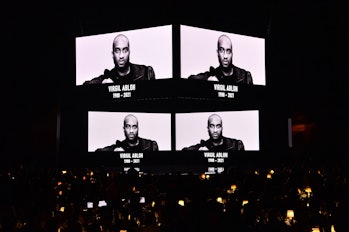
[83,63,155,84]
[95,137,159,152]
[188,65,253,84]
[182,136,245,151]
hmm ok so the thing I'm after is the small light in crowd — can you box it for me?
[305,186,312,197]
[59,207,65,212]
[90,171,94,176]
[61,170,67,174]
[267,173,272,179]
[231,184,237,191]
[269,169,275,174]
[199,173,206,180]
[331,225,336,232]
[242,200,249,206]
[286,210,294,219]
[205,174,210,180]
[98,200,107,207]
[216,197,223,204]
[254,170,260,175]
[87,202,93,208]
[106,172,110,177]
[285,209,296,226]
[317,169,323,176]
[82,176,87,181]
[151,201,156,207]
[312,227,320,232]
[58,190,63,196]
[297,188,301,194]
[178,200,185,206]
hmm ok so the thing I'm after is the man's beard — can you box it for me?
[127,135,139,146]
[211,134,222,141]
[117,61,129,70]
[220,62,232,70]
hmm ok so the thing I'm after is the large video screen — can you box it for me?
[175,110,259,151]
[88,111,171,152]
[76,25,173,86]
[180,25,265,86]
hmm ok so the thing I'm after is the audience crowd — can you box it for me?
[0,155,348,232]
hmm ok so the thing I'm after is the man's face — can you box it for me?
[208,116,223,141]
[112,36,130,68]
[123,116,138,141]
[217,38,233,68]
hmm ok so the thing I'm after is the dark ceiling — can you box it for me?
[1,0,348,161]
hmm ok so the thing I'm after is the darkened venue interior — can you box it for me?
[1,0,348,231]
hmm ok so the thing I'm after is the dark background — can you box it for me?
[1,0,347,164]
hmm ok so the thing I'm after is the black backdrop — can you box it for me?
[1,0,347,168]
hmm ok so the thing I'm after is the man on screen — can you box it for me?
[96,114,159,152]
[83,34,155,84]
[182,114,245,151]
[188,34,253,84]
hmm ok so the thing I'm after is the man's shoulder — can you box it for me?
[138,137,159,151]
[222,137,245,151]
[83,69,111,85]
[233,65,251,77]
[130,63,155,80]
[138,137,157,144]
[233,65,249,73]
[95,144,116,152]
[223,136,245,145]
[130,63,151,69]
[188,67,213,80]
[182,140,206,151]
[130,63,154,73]
[223,136,238,142]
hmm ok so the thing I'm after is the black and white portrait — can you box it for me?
[88,111,172,152]
[76,25,173,85]
[176,110,259,151]
[180,25,265,85]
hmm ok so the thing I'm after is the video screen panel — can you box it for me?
[180,25,266,86]
[175,110,259,151]
[88,111,171,152]
[76,25,173,86]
